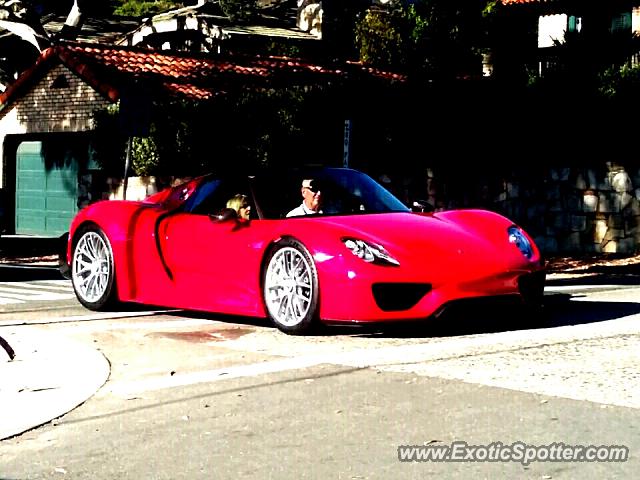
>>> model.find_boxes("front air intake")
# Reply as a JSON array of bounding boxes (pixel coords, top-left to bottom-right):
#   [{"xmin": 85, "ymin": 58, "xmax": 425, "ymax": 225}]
[{"xmin": 372, "ymin": 283, "xmax": 432, "ymax": 311}]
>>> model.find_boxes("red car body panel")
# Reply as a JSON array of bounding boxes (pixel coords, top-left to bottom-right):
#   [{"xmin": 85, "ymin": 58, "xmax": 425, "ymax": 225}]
[{"xmin": 67, "ymin": 171, "xmax": 545, "ymax": 324}]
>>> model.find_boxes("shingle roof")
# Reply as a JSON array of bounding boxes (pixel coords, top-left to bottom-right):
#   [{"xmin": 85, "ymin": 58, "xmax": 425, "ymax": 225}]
[{"xmin": 0, "ymin": 42, "xmax": 405, "ymax": 110}]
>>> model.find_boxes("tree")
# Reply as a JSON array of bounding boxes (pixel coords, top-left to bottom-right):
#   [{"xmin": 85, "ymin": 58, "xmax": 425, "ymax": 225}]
[
  {"xmin": 113, "ymin": 1, "xmax": 185, "ymax": 16},
  {"xmin": 92, "ymin": 78, "xmax": 355, "ymax": 177},
  {"xmin": 218, "ymin": 0, "xmax": 256, "ymax": 23},
  {"xmin": 353, "ymin": 0, "xmax": 493, "ymax": 80}
]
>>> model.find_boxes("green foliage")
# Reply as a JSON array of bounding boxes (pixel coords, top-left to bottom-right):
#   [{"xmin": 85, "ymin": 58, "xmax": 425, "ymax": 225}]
[
  {"xmin": 113, "ymin": 0, "xmax": 183, "ymax": 16},
  {"xmin": 354, "ymin": 1, "xmax": 489, "ymax": 79},
  {"xmin": 91, "ymin": 82, "xmax": 349, "ymax": 177},
  {"xmin": 219, "ymin": 0, "xmax": 257, "ymax": 22},
  {"xmin": 92, "ymin": 104, "xmax": 126, "ymax": 175},
  {"xmin": 530, "ymin": 28, "xmax": 640, "ymax": 100},
  {"xmin": 354, "ymin": 8, "xmax": 404, "ymax": 69},
  {"xmin": 405, "ymin": 5, "xmax": 429, "ymax": 44},
  {"xmin": 261, "ymin": 38, "xmax": 303, "ymax": 58},
  {"xmin": 598, "ymin": 63, "xmax": 640, "ymax": 99},
  {"xmin": 91, "ymin": 103, "xmax": 160, "ymax": 176},
  {"xmin": 481, "ymin": 0, "xmax": 500, "ymax": 17},
  {"xmin": 131, "ymin": 137, "xmax": 160, "ymax": 176}
]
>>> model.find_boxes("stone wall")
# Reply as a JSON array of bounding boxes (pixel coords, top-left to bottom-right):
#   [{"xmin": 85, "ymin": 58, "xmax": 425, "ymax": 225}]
[
  {"xmin": 392, "ymin": 162, "xmax": 640, "ymax": 255},
  {"xmin": 517, "ymin": 165, "xmax": 640, "ymax": 255}
]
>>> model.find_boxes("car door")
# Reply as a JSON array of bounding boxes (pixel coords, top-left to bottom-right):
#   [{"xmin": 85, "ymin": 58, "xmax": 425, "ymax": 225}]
[{"xmin": 158, "ymin": 177, "xmax": 269, "ymax": 317}]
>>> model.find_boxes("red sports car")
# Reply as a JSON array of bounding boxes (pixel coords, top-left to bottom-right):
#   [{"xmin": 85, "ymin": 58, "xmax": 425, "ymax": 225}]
[{"xmin": 66, "ymin": 167, "xmax": 545, "ymax": 334}]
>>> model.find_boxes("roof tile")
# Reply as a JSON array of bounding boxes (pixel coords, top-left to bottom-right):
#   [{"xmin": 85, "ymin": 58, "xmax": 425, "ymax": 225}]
[{"xmin": 1, "ymin": 42, "xmax": 406, "ymax": 108}]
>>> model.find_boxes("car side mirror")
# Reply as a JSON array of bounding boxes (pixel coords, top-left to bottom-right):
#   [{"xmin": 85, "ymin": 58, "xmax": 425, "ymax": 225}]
[
  {"xmin": 411, "ymin": 199, "xmax": 434, "ymax": 213},
  {"xmin": 211, "ymin": 208, "xmax": 238, "ymax": 223}
]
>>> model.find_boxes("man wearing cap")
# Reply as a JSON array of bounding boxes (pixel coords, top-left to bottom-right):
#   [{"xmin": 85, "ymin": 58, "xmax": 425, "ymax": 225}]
[{"xmin": 286, "ymin": 178, "xmax": 323, "ymax": 217}]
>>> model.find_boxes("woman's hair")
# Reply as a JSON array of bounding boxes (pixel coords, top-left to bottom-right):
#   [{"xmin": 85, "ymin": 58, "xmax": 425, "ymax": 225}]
[{"xmin": 226, "ymin": 194, "xmax": 248, "ymax": 212}]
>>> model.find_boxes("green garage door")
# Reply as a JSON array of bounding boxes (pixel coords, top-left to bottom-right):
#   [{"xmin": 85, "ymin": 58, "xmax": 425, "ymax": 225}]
[{"xmin": 15, "ymin": 141, "xmax": 78, "ymax": 236}]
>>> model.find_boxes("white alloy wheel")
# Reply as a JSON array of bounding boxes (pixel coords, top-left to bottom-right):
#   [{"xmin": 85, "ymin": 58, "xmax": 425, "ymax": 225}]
[
  {"xmin": 72, "ymin": 229, "xmax": 115, "ymax": 308},
  {"xmin": 264, "ymin": 244, "xmax": 317, "ymax": 332}
]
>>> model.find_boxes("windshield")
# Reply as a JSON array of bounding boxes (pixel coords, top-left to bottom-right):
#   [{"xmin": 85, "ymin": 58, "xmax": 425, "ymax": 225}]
[{"xmin": 252, "ymin": 168, "xmax": 410, "ymax": 219}]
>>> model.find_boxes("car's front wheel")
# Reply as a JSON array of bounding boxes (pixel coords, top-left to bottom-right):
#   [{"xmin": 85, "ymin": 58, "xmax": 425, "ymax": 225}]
[
  {"xmin": 263, "ymin": 239, "xmax": 319, "ymax": 335},
  {"xmin": 71, "ymin": 226, "xmax": 118, "ymax": 310}
]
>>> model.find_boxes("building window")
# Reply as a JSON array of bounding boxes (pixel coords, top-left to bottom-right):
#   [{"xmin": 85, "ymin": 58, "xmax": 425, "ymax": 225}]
[
  {"xmin": 568, "ymin": 15, "xmax": 582, "ymax": 33},
  {"xmin": 611, "ymin": 12, "xmax": 632, "ymax": 34}
]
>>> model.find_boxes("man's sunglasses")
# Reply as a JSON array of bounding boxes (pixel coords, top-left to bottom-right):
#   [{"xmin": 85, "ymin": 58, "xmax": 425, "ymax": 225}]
[{"xmin": 305, "ymin": 181, "xmax": 322, "ymax": 194}]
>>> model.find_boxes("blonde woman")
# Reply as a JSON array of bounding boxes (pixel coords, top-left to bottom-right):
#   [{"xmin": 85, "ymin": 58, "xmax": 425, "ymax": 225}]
[{"xmin": 226, "ymin": 194, "xmax": 251, "ymax": 220}]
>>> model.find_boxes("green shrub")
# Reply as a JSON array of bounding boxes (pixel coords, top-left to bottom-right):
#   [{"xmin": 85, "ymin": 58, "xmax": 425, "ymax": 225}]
[{"xmin": 114, "ymin": 1, "xmax": 183, "ymax": 17}]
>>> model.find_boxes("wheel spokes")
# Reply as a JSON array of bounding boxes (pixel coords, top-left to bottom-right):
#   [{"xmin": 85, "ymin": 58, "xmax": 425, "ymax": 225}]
[
  {"xmin": 72, "ymin": 232, "xmax": 111, "ymax": 303},
  {"xmin": 265, "ymin": 247, "xmax": 314, "ymax": 327}
]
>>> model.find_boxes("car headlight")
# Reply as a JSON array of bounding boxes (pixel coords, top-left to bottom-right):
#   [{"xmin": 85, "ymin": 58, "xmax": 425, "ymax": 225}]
[
  {"xmin": 342, "ymin": 237, "xmax": 400, "ymax": 266},
  {"xmin": 508, "ymin": 226, "xmax": 533, "ymax": 259}
]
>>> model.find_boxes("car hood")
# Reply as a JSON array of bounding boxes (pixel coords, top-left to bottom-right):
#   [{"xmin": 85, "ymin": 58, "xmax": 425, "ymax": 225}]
[{"xmin": 308, "ymin": 211, "xmax": 532, "ymax": 273}]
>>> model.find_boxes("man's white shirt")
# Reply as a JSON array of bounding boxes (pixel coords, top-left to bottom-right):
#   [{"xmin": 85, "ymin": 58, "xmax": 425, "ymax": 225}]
[{"xmin": 286, "ymin": 203, "xmax": 317, "ymax": 217}]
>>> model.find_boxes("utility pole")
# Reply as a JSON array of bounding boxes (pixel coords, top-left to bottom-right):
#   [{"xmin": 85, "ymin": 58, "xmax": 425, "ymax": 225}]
[
  {"xmin": 119, "ymin": 82, "xmax": 151, "ymax": 200},
  {"xmin": 343, "ymin": 119, "xmax": 351, "ymax": 168},
  {"xmin": 122, "ymin": 136, "xmax": 133, "ymax": 200}
]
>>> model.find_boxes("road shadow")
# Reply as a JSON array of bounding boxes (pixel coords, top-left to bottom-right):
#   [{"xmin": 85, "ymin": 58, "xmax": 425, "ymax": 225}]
[
  {"xmin": 159, "ymin": 285, "xmax": 640, "ymax": 340},
  {"xmin": 0, "ymin": 264, "xmax": 65, "ymax": 282},
  {"xmin": 162, "ymin": 292, "xmax": 640, "ymax": 340},
  {"xmin": 332, "ymin": 293, "xmax": 640, "ymax": 339},
  {"xmin": 542, "ymin": 293, "xmax": 640, "ymax": 327},
  {"xmin": 165, "ymin": 309, "xmax": 273, "ymax": 329}
]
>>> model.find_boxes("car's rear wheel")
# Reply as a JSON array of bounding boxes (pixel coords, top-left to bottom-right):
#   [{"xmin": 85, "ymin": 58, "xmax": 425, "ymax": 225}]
[
  {"xmin": 71, "ymin": 226, "xmax": 117, "ymax": 310},
  {"xmin": 263, "ymin": 239, "xmax": 319, "ymax": 335}
]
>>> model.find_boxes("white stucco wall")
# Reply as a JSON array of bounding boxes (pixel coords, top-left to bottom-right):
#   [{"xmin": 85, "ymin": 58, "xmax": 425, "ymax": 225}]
[
  {"xmin": 538, "ymin": 14, "xmax": 568, "ymax": 49},
  {"xmin": 633, "ymin": 7, "xmax": 640, "ymax": 33},
  {"xmin": 0, "ymin": 101, "xmax": 28, "ymax": 189}
]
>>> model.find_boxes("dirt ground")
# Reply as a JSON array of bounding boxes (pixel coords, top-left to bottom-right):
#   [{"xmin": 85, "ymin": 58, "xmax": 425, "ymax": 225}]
[
  {"xmin": 0, "ymin": 254, "xmax": 60, "ymax": 266},
  {"xmin": 545, "ymin": 252, "xmax": 640, "ymax": 279}
]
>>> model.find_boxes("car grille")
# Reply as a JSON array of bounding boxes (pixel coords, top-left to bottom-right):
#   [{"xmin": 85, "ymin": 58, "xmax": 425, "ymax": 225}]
[{"xmin": 372, "ymin": 283, "xmax": 432, "ymax": 311}]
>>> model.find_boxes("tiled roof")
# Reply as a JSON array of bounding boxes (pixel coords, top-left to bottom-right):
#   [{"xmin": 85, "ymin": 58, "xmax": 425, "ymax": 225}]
[{"xmin": 0, "ymin": 42, "xmax": 405, "ymax": 109}]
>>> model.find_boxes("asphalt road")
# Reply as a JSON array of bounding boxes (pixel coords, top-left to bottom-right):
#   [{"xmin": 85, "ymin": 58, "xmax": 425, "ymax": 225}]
[{"xmin": 0, "ymin": 267, "xmax": 639, "ymax": 479}]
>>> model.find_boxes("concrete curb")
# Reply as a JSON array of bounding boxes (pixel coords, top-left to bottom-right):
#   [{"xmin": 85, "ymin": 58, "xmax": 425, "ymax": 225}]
[{"xmin": 0, "ymin": 328, "xmax": 111, "ymax": 440}]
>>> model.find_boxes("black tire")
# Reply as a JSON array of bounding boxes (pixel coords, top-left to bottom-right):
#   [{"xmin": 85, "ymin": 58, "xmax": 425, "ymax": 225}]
[
  {"xmin": 58, "ymin": 232, "xmax": 71, "ymax": 279},
  {"xmin": 71, "ymin": 226, "xmax": 118, "ymax": 310},
  {"xmin": 262, "ymin": 238, "xmax": 319, "ymax": 335},
  {"xmin": 519, "ymin": 270, "xmax": 548, "ymax": 329}
]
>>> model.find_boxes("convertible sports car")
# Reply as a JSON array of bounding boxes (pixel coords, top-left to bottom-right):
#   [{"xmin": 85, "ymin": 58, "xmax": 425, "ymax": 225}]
[{"xmin": 66, "ymin": 167, "xmax": 546, "ymax": 334}]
